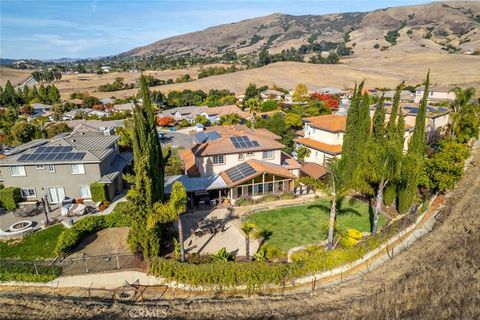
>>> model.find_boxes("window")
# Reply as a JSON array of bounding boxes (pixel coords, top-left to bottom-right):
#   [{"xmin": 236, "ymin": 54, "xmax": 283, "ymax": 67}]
[
  {"xmin": 79, "ymin": 185, "xmax": 91, "ymax": 199},
  {"xmin": 262, "ymin": 150, "xmax": 274, "ymax": 159},
  {"xmin": 20, "ymin": 188, "xmax": 36, "ymax": 198},
  {"xmin": 71, "ymin": 164, "xmax": 85, "ymax": 174},
  {"xmin": 47, "ymin": 165, "xmax": 55, "ymax": 173},
  {"xmin": 246, "ymin": 152, "xmax": 254, "ymax": 157},
  {"xmin": 212, "ymin": 155, "xmax": 224, "ymax": 165},
  {"xmin": 36, "ymin": 165, "xmax": 45, "ymax": 170},
  {"xmin": 238, "ymin": 153, "xmax": 245, "ymax": 161},
  {"xmin": 10, "ymin": 166, "xmax": 26, "ymax": 177}
]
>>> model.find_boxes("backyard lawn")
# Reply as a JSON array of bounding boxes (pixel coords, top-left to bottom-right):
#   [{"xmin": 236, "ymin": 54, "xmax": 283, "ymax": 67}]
[
  {"xmin": 0, "ymin": 224, "xmax": 64, "ymax": 260},
  {"xmin": 247, "ymin": 198, "xmax": 387, "ymax": 252}
]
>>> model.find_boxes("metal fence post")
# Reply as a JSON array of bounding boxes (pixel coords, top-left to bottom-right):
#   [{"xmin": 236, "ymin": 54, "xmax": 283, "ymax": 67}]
[
  {"xmin": 116, "ymin": 255, "xmax": 120, "ymax": 270},
  {"xmin": 33, "ymin": 261, "xmax": 39, "ymax": 275}
]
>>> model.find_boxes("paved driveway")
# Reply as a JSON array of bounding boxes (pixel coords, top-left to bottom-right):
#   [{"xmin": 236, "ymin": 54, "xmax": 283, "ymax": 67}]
[{"xmin": 158, "ymin": 131, "xmax": 193, "ymax": 149}]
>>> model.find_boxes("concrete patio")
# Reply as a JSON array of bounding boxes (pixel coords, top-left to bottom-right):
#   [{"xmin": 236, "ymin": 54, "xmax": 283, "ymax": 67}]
[{"xmin": 180, "ymin": 207, "xmax": 261, "ymax": 257}]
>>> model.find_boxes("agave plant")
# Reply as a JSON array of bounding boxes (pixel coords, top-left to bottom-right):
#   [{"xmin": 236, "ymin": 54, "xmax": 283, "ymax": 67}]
[{"xmin": 213, "ymin": 247, "xmax": 232, "ymax": 262}]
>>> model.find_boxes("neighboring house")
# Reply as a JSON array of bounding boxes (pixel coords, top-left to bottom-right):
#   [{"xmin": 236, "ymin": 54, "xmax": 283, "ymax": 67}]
[
  {"xmin": 401, "ymin": 105, "xmax": 450, "ymax": 143},
  {"xmin": 88, "ymin": 109, "xmax": 110, "ymax": 118},
  {"xmin": 28, "ymin": 103, "xmax": 53, "ymax": 121},
  {"xmin": 160, "ymin": 106, "xmax": 209, "ymax": 123},
  {"xmin": 65, "ymin": 120, "xmax": 125, "ymax": 134},
  {"xmin": 295, "ymin": 114, "xmax": 346, "ymax": 167},
  {"xmin": 112, "ymin": 102, "xmax": 135, "ymax": 113},
  {"xmin": 383, "ymin": 90, "xmax": 413, "ymax": 102},
  {"xmin": 0, "ymin": 132, "xmax": 132, "ymax": 203},
  {"xmin": 100, "ymin": 98, "xmax": 115, "ymax": 105},
  {"xmin": 200, "ymin": 105, "xmax": 248, "ymax": 124},
  {"xmin": 177, "ymin": 125, "xmax": 301, "ymax": 203},
  {"xmin": 260, "ymin": 89, "xmax": 286, "ymax": 101},
  {"xmin": 413, "ymin": 86, "xmax": 456, "ymax": 103},
  {"xmin": 101, "ymin": 66, "xmax": 111, "ymax": 73}
]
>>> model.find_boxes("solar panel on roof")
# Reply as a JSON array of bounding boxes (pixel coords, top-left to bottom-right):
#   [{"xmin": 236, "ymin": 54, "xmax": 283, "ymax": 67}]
[
  {"xmin": 35, "ymin": 146, "xmax": 47, "ymax": 153},
  {"xmin": 36, "ymin": 153, "xmax": 48, "ymax": 161},
  {"xmin": 71, "ymin": 152, "xmax": 86, "ymax": 160},
  {"xmin": 17, "ymin": 154, "xmax": 30, "ymax": 161},
  {"xmin": 225, "ymin": 162, "xmax": 257, "ymax": 183},
  {"xmin": 206, "ymin": 131, "xmax": 221, "ymax": 140},
  {"xmin": 194, "ymin": 132, "xmax": 208, "ymax": 143},
  {"xmin": 230, "ymin": 136, "xmax": 260, "ymax": 149}
]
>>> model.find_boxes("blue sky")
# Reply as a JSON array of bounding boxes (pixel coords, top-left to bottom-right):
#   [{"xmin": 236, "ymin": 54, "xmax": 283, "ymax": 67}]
[{"xmin": 1, "ymin": 0, "xmax": 431, "ymax": 60}]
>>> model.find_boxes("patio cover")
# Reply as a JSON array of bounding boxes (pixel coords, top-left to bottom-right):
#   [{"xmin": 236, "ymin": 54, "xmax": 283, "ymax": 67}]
[{"xmin": 164, "ymin": 175, "xmax": 227, "ymax": 194}]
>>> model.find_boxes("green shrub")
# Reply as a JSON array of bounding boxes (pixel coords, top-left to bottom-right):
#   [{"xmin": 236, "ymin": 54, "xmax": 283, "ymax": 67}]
[
  {"xmin": 235, "ymin": 197, "xmax": 255, "ymax": 206},
  {"xmin": 179, "ymin": 119, "xmax": 190, "ymax": 128},
  {"xmin": 0, "ymin": 260, "xmax": 61, "ymax": 282},
  {"xmin": 90, "ymin": 182, "xmax": 108, "ymax": 202},
  {"xmin": 257, "ymin": 243, "xmax": 286, "ymax": 261},
  {"xmin": 261, "ymin": 100, "xmax": 279, "ymax": 112},
  {"xmin": 54, "ymin": 210, "xmax": 131, "ymax": 256},
  {"xmin": 149, "ymin": 231, "xmax": 390, "ymax": 290},
  {"xmin": 278, "ymin": 192, "xmax": 295, "ymax": 200},
  {"xmin": 0, "ymin": 187, "xmax": 21, "ymax": 211},
  {"xmin": 188, "ymin": 253, "xmax": 214, "ymax": 264}
]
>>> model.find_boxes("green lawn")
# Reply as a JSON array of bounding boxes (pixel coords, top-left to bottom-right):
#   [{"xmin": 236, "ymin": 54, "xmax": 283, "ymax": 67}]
[
  {"xmin": 0, "ymin": 224, "xmax": 64, "ymax": 260},
  {"xmin": 247, "ymin": 198, "xmax": 387, "ymax": 252}
]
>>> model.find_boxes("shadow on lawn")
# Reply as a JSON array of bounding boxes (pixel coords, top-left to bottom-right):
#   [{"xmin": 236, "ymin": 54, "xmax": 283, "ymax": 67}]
[{"xmin": 307, "ymin": 199, "xmax": 362, "ymax": 217}]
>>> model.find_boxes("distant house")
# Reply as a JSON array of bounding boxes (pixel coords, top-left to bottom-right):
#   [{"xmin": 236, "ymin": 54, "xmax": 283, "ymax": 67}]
[
  {"xmin": 160, "ymin": 106, "xmax": 209, "ymax": 123},
  {"xmin": 383, "ymin": 90, "xmax": 413, "ymax": 102},
  {"xmin": 100, "ymin": 98, "xmax": 115, "ymax": 105},
  {"xmin": 414, "ymin": 86, "xmax": 456, "ymax": 103},
  {"xmin": 31, "ymin": 103, "xmax": 52, "ymax": 114},
  {"xmin": 101, "ymin": 66, "xmax": 111, "ymax": 73},
  {"xmin": 260, "ymin": 89, "xmax": 286, "ymax": 101},
  {"xmin": 200, "ymin": 105, "xmax": 248, "ymax": 124},
  {"xmin": 112, "ymin": 102, "xmax": 135, "ymax": 113},
  {"xmin": 66, "ymin": 119, "xmax": 125, "ymax": 134},
  {"xmin": 177, "ymin": 125, "xmax": 301, "ymax": 204},
  {"xmin": 88, "ymin": 109, "xmax": 110, "ymax": 118},
  {"xmin": 0, "ymin": 132, "xmax": 132, "ymax": 203}
]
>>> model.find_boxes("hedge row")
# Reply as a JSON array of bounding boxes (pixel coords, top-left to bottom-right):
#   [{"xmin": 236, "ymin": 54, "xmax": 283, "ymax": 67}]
[
  {"xmin": 90, "ymin": 182, "xmax": 108, "ymax": 202},
  {"xmin": 149, "ymin": 231, "xmax": 390, "ymax": 290},
  {"xmin": 54, "ymin": 209, "xmax": 131, "ymax": 256},
  {"xmin": 0, "ymin": 260, "xmax": 61, "ymax": 282},
  {"xmin": 0, "ymin": 187, "xmax": 21, "ymax": 211}
]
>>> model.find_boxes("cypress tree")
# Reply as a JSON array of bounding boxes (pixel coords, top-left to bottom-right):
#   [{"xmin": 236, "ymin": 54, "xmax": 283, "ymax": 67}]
[
  {"xmin": 340, "ymin": 81, "xmax": 365, "ymax": 181},
  {"xmin": 372, "ymin": 95, "xmax": 385, "ymax": 140},
  {"xmin": 128, "ymin": 75, "xmax": 171, "ymax": 258},
  {"xmin": 386, "ymin": 82, "xmax": 404, "ymax": 140},
  {"xmin": 398, "ymin": 72, "xmax": 430, "ymax": 213}
]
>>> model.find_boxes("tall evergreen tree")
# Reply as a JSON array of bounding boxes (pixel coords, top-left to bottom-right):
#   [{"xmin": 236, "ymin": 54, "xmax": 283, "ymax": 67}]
[
  {"xmin": 128, "ymin": 75, "xmax": 171, "ymax": 258},
  {"xmin": 398, "ymin": 72, "xmax": 430, "ymax": 213},
  {"xmin": 386, "ymin": 82, "xmax": 404, "ymax": 140},
  {"xmin": 340, "ymin": 81, "xmax": 365, "ymax": 181}
]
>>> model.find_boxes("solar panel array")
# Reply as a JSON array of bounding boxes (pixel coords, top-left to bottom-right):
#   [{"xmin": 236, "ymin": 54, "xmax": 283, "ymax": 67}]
[
  {"xmin": 17, "ymin": 146, "xmax": 86, "ymax": 162},
  {"xmin": 225, "ymin": 162, "xmax": 257, "ymax": 183},
  {"xmin": 230, "ymin": 136, "xmax": 260, "ymax": 149},
  {"xmin": 194, "ymin": 131, "xmax": 221, "ymax": 143}
]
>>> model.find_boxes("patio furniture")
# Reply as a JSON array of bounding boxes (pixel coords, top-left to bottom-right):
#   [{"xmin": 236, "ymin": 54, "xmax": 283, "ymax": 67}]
[
  {"xmin": 72, "ymin": 203, "xmax": 88, "ymax": 216},
  {"xmin": 61, "ymin": 204, "xmax": 72, "ymax": 217},
  {"xmin": 61, "ymin": 197, "xmax": 75, "ymax": 206}
]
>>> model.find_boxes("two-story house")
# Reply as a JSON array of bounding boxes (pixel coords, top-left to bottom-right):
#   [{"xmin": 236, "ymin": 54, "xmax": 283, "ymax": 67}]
[
  {"xmin": 414, "ymin": 86, "xmax": 456, "ymax": 103},
  {"xmin": 295, "ymin": 114, "xmax": 346, "ymax": 166},
  {"xmin": 177, "ymin": 125, "xmax": 301, "ymax": 203},
  {"xmin": 0, "ymin": 132, "xmax": 132, "ymax": 204}
]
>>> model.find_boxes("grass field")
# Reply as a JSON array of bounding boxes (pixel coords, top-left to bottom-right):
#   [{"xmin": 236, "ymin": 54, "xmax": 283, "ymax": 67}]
[
  {"xmin": 0, "ymin": 224, "xmax": 64, "ymax": 260},
  {"xmin": 247, "ymin": 198, "xmax": 386, "ymax": 252}
]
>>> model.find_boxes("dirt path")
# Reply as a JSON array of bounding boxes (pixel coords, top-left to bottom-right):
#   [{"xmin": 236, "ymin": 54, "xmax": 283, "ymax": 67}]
[{"xmin": 1, "ymin": 145, "xmax": 479, "ymax": 319}]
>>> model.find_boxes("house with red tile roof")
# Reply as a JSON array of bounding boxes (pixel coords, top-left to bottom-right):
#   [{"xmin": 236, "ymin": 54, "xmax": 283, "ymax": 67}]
[{"xmin": 177, "ymin": 124, "xmax": 301, "ymax": 203}]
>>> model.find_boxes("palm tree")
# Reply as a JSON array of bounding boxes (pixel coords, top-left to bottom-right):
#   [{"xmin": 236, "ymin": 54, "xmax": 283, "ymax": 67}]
[
  {"xmin": 450, "ymin": 87, "xmax": 477, "ymax": 140},
  {"xmin": 245, "ymin": 98, "xmax": 261, "ymax": 128},
  {"xmin": 169, "ymin": 181, "xmax": 188, "ymax": 262},
  {"xmin": 219, "ymin": 113, "xmax": 242, "ymax": 125},
  {"xmin": 319, "ymin": 158, "xmax": 349, "ymax": 250},
  {"xmin": 241, "ymin": 222, "xmax": 255, "ymax": 260}
]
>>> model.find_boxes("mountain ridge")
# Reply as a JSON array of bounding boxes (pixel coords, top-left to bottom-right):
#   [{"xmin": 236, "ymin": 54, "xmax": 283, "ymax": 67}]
[{"xmin": 121, "ymin": 1, "xmax": 480, "ymax": 58}]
